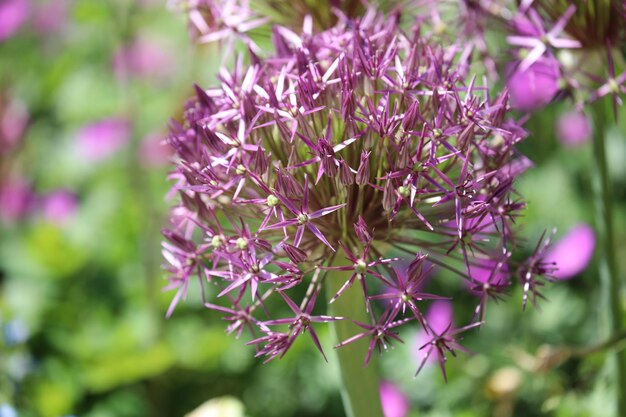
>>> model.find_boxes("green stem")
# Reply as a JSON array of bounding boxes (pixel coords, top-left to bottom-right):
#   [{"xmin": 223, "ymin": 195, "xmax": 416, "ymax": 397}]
[
  {"xmin": 325, "ymin": 263, "xmax": 384, "ymax": 417},
  {"xmin": 590, "ymin": 98, "xmax": 626, "ymax": 415}
]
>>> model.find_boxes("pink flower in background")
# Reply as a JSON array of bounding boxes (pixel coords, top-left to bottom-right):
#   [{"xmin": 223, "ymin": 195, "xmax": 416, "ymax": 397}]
[
  {"xmin": 0, "ymin": 178, "xmax": 33, "ymax": 223},
  {"xmin": 544, "ymin": 224, "xmax": 595, "ymax": 280},
  {"xmin": 76, "ymin": 118, "xmax": 131, "ymax": 162},
  {"xmin": 0, "ymin": 0, "xmax": 29, "ymax": 41},
  {"xmin": 469, "ymin": 259, "xmax": 509, "ymax": 286},
  {"xmin": 1, "ymin": 97, "xmax": 29, "ymax": 152},
  {"xmin": 113, "ymin": 37, "xmax": 174, "ymax": 81},
  {"xmin": 379, "ymin": 381, "xmax": 409, "ymax": 417},
  {"xmin": 415, "ymin": 300, "xmax": 453, "ymax": 363},
  {"xmin": 556, "ymin": 111, "xmax": 591, "ymax": 148},
  {"xmin": 507, "ymin": 57, "xmax": 561, "ymax": 111},
  {"xmin": 41, "ymin": 190, "xmax": 77, "ymax": 226},
  {"xmin": 139, "ymin": 133, "xmax": 172, "ymax": 168},
  {"xmin": 31, "ymin": 0, "xmax": 68, "ymax": 34}
]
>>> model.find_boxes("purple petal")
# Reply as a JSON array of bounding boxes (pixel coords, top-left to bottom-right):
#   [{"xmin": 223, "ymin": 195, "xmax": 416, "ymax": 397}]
[
  {"xmin": 308, "ymin": 203, "xmax": 347, "ymax": 219},
  {"xmin": 40, "ymin": 189, "xmax": 77, "ymax": 226},
  {"xmin": 0, "ymin": 0, "xmax": 29, "ymax": 42},
  {"xmin": 379, "ymin": 381, "xmax": 409, "ymax": 417},
  {"xmin": 507, "ymin": 58, "xmax": 560, "ymax": 111},
  {"xmin": 0, "ymin": 178, "xmax": 33, "ymax": 223},
  {"xmin": 306, "ymin": 223, "xmax": 336, "ymax": 251},
  {"xmin": 32, "ymin": 0, "xmax": 68, "ymax": 34},
  {"xmin": 556, "ymin": 111, "xmax": 591, "ymax": 148},
  {"xmin": 544, "ymin": 224, "xmax": 595, "ymax": 280},
  {"xmin": 76, "ymin": 118, "xmax": 131, "ymax": 162},
  {"xmin": 426, "ymin": 300, "xmax": 453, "ymax": 335},
  {"xmin": 414, "ymin": 300, "xmax": 453, "ymax": 359}
]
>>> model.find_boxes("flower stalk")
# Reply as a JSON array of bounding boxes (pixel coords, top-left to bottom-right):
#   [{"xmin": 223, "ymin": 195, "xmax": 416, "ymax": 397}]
[
  {"xmin": 590, "ymin": 97, "xmax": 626, "ymax": 415},
  {"xmin": 325, "ymin": 262, "xmax": 384, "ymax": 417}
]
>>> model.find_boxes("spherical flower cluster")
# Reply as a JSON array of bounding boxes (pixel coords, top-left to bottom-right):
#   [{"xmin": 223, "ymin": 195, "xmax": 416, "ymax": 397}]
[{"xmin": 163, "ymin": 9, "xmax": 550, "ymax": 379}]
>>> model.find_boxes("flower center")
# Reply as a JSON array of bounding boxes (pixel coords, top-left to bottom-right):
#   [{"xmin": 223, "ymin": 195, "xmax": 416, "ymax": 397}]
[
  {"xmin": 355, "ymin": 260, "xmax": 367, "ymax": 274},
  {"xmin": 236, "ymin": 237, "xmax": 249, "ymax": 250},
  {"xmin": 211, "ymin": 235, "xmax": 223, "ymax": 248},
  {"xmin": 266, "ymin": 194, "xmax": 280, "ymax": 207},
  {"xmin": 608, "ymin": 78, "xmax": 619, "ymax": 93}
]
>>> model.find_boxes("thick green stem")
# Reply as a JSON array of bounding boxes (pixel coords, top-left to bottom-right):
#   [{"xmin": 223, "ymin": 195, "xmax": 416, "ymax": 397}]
[
  {"xmin": 590, "ymin": 98, "xmax": 626, "ymax": 415},
  {"xmin": 325, "ymin": 266, "xmax": 384, "ymax": 417}
]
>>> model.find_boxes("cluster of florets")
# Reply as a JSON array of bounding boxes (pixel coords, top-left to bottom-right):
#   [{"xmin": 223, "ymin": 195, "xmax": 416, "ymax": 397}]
[{"xmin": 162, "ymin": 8, "xmax": 551, "ymax": 379}]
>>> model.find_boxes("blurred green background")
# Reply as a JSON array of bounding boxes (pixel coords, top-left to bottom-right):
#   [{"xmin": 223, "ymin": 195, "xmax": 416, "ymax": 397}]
[{"xmin": 1, "ymin": 1, "xmax": 626, "ymax": 417}]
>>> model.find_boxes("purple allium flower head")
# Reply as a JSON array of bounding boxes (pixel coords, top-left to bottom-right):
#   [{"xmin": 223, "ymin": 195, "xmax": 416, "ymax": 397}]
[
  {"xmin": 0, "ymin": 0, "xmax": 29, "ymax": 42},
  {"xmin": 379, "ymin": 381, "xmax": 409, "ymax": 417},
  {"xmin": 507, "ymin": 57, "xmax": 561, "ymax": 111},
  {"xmin": 544, "ymin": 224, "xmax": 595, "ymax": 280},
  {"xmin": 556, "ymin": 111, "xmax": 591, "ymax": 148},
  {"xmin": 40, "ymin": 189, "xmax": 77, "ymax": 226},
  {"xmin": 162, "ymin": 6, "xmax": 545, "ymax": 379},
  {"xmin": 76, "ymin": 118, "xmax": 131, "ymax": 162}
]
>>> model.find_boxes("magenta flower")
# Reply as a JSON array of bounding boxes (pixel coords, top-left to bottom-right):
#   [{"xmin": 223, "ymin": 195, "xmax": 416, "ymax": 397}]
[
  {"xmin": 0, "ymin": 178, "xmax": 33, "ymax": 223},
  {"xmin": 76, "ymin": 118, "xmax": 131, "ymax": 162},
  {"xmin": 0, "ymin": 0, "xmax": 29, "ymax": 42},
  {"xmin": 379, "ymin": 381, "xmax": 409, "ymax": 417},
  {"xmin": 113, "ymin": 37, "xmax": 174, "ymax": 81},
  {"xmin": 40, "ymin": 189, "xmax": 77, "ymax": 226},
  {"xmin": 415, "ymin": 300, "xmax": 453, "ymax": 356},
  {"xmin": 415, "ymin": 303, "xmax": 481, "ymax": 382},
  {"xmin": 556, "ymin": 111, "xmax": 591, "ymax": 148},
  {"xmin": 507, "ymin": 57, "xmax": 561, "ymax": 111},
  {"xmin": 544, "ymin": 224, "xmax": 595, "ymax": 280},
  {"xmin": 0, "ymin": 96, "xmax": 28, "ymax": 152},
  {"xmin": 31, "ymin": 0, "xmax": 68, "ymax": 34}
]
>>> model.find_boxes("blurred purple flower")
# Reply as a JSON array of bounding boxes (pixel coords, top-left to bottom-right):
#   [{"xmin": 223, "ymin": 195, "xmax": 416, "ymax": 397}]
[
  {"xmin": 40, "ymin": 189, "xmax": 77, "ymax": 226},
  {"xmin": 113, "ymin": 37, "xmax": 174, "ymax": 81},
  {"xmin": 556, "ymin": 111, "xmax": 591, "ymax": 148},
  {"xmin": 32, "ymin": 0, "xmax": 68, "ymax": 34},
  {"xmin": 507, "ymin": 58, "xmax": 561, "ymax": 111},
  {"xmin": 379, "ymin": 381, "xmax": 409, "ymax": 417},
  {"xmin": 0, "ymin": 178, "xmax": 33, "ymax": 223},
  {"xmin": 415, "ymin": 300, "xmax": 453, "ymax": 364},
  {"xmin": 544, "ymin": 224, "xmax": 595, "ymax": 280},
  {"xmin": 76, "ymin": 118, "xmax": 131, "ymax": 162},
  {"xmin": 470, "ymin": 259, "xmax": 509, "ymax": 285},
  {"xmin": 139, "ymin": 133, "xmax": 173, "ymax": 167},
  {"xmin": 414, "ymin": 300, "xmax": 481, "ymax": 382},
  {"xmin": 0, "ymin": 0, "xmax": 29, "ymax": 41},
  {"xmin": 422, "ymin": 301, "xmax": 453, "ymax": 338},
  {"xmin": 0, "ymin": 96, "xmax": 28, "ymax": 152}
]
